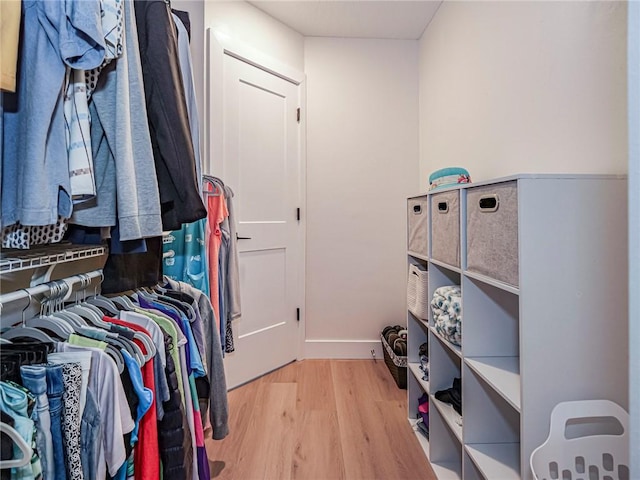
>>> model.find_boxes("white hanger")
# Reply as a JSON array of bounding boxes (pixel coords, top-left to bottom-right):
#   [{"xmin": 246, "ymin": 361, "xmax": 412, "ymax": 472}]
[
  {"xmin": 1, "ymin": 290, "xmax": 55, "ymax": 343},
  {"xmin": 0, "ymin": 422, "xmax": 32, "ymax": 469},
  {"xmin": 86, "ymin": 295, "xmax": 120, "ymax": 316},
  {"xmin": 24, "ymin": 317, "xmax": 72, "ymax": 340},
  {"xmin": 22, "ymin": 282, "xmax": 73, "ymax": 340},
  {"xmin": 2, "ymin": 326, "xmax": 54, "ymax": 343},
  {"xmin": 111, "ymin": 295, "xmax": 137, "ymax": 312}
]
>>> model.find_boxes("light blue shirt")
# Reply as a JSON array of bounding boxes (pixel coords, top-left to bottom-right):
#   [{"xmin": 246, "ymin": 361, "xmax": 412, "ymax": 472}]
[{"xmin": 2, "ymin": 0, "xmax": 105, "ymax": 227}]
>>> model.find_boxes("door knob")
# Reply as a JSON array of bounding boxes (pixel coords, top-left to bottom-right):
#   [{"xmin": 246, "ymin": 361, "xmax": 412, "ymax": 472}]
[{"xmin": 236, "ymin": 234, "xmax": 252, "ymax": 240}]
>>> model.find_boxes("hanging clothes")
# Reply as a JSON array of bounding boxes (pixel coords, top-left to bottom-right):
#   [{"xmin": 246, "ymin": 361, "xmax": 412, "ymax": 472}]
[
  {"xmin": 172, "ymin": 11, "xmax": 203, "ymax": 196},
  {"xmin": 103, "ymin": 317, "xmax": 159, "ymax": 480},
  {"xmin": 70, "ymin": 0, "xmax": 163, "ymax": 242},
  {"xmin": 219, "ymin": 184, "xmax": 242, "ymax": 353},
  {"xmin": 202, "ymin": 177, "xmax": 241, "ymax": 355},
  {"xmin": 164, "ymin": 279, "xmax": 229, "ymax": 440},
  {"xmin": 133, "ymin": 0, "xmax": 206, "ymax": 231},
  {"xmin": 1, "ymin": 0, "xmax": 230, "ymax": 474},
  {"xmin": 162, "ymin": 10, "xmax": 210, "ymax": 297},
  {"xmin": 163, "ymin": 221, "xmax": 209, "ymax": 297},
  {"xmin": 0, "ymin": 381, "xmax": 42, "ymax": 480},
  {"xmin": 204, "ymin": 179, "xmax": 228, "ymax": 332},
  {"xmin": 2, "ymin": 0, "xmax": 105, "ymax": 229}
]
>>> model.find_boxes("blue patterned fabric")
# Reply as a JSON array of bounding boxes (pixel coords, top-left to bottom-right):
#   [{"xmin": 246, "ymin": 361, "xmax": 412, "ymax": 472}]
[
  {"xmin": 431, "ymin": 286, "xmax": 462, "ymax": 346},
  {"xmin": 163, "ymin": 219, "xmax": 210, "ymax": 296}
]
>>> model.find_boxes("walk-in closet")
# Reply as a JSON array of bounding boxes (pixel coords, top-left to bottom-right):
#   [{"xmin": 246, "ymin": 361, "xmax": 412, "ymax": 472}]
[{"xmin": 1, "ymin": 1, "xmax": 637, "ymax": 479}]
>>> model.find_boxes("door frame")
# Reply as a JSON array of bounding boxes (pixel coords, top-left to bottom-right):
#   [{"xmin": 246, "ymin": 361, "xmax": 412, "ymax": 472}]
[{"xmin": 206, "ymin": 29, "xmax": 308, "ymax": 362}]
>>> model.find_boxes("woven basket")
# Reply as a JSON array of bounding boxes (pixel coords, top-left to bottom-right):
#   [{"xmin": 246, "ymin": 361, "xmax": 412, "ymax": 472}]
[
  {"xmin": 381, "ymin": 334, "xmax": 407, "ymax": 389},
  {"xmin": 407, "ymin": 264, "xmax": 429, "ymax": 320}
]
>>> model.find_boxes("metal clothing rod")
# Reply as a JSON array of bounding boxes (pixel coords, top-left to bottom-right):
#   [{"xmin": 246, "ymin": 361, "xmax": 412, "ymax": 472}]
[{"xmin": 0, "ymin": 269, "xmax": 103, "ymax": 308}]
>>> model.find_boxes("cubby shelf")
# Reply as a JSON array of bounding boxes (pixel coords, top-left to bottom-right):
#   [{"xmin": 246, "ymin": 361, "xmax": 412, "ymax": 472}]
[
  {"xmin": 408, "ymin": 418, "xmax": 430, "ymax": 458},
  {"xmin": 429, "ymin": 258, "xmax": 461, "ymax": 273},
  {"xmin": 464, "ymin": 357, "xmax": 520, "ymax": 412},
  {"xmin": 430, "ymin": 327, "xmax": 462, "ymax": 359},
  {"xmin": 430, "ymin": 462, "xmax": 462, "ymax": 480},
  {"xmin": 408, "ymin": 362, "xmax": 429, "ymax": 394},
  {"xmin": 408, "ymin": 251, "xmax": 430, "ymax": 262},
  {"xmin": 406, "ymin": 175, "xmax": 628, "ymax": 480},
  {"xmin": 464, "ymin": 444, "xmax": 520, "ymax": 480},
  {"xmin": 430, "ymin": 396, "xmax": 463, "ymax": 443},
  {"xmin": 463, "ymin": 270, "xmax": 519, "ymax": 295}
]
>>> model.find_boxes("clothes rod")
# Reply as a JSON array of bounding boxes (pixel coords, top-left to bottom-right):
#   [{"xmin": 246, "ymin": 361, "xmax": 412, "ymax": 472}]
[{"xmin": 0, "ymin": 269, "xmax": 103, "ymax": 307}]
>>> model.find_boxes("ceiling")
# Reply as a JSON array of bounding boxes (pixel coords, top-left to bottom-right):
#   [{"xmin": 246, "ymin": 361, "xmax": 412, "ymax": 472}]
[{"xmin": 247, "ymin": 1, "xmax": 442, "ymax": 40}]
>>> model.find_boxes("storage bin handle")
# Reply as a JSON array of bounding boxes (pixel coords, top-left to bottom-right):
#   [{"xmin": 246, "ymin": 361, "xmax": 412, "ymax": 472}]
[
  {"xmin": 412, "ymin": 204, "xmax": 423, "ymax": 215},
  {"xmin": 479, "ymin": 194, "xmax": 499, "ymax": 212},
  {"xmin": 437, "ymin": 201, "xmax": 449, "ymax": 214}
]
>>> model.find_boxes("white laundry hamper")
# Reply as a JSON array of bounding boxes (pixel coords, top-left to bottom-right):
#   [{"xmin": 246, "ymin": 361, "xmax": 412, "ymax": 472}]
[{"xmin": 530, "ymin": 400, "xmax": 629, "ymax": 480}]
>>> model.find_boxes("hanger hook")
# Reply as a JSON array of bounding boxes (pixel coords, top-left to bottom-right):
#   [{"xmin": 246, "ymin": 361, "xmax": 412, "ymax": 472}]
[
  {"xmin": 94, "ymin": 271, "xmax": 103, "ymax": 298},
  {"xmin": 60, "ymin": 280, "xmax": 70, "ymax": 311},
  {"xmin": 77, "ymin": 274, "xmax": 86, "ymax": 304},
  {"xmin": 21, "ymin": 289, "xmax": 33, "ymax": 327},
  {"xmin": 53, "ymin": 280, "xmax": 61, "ymax": 313}
]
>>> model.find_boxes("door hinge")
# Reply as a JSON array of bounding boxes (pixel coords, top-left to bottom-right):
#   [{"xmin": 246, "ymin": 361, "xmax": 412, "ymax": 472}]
[
  {"xmin": 296, "ymin": 207, "xmax": 300, "ymax": 222},
  {"xmin": 296, "ymin": 308, "xmax": 300, "ymax": 321},
  {"xmin": 296, "ymin": 107, "xmax": 301, "ymax": 123}
]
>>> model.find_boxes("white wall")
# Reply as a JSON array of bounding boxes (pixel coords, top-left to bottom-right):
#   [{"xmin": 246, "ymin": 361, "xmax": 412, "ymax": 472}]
[
  {"xmin": 418, "ymin": 1, "xmax": 628, "ymax": 185},
  {"xmin": 629, "ymin": 1, "xmax": 640, "ymax": 475},
  {"xmin": 304, "ymin": 38, "xmax": 419, "ymax": 357},
  {"xmin": 204, "ymin": 1, "xmax": 304, "ymax": 72}
]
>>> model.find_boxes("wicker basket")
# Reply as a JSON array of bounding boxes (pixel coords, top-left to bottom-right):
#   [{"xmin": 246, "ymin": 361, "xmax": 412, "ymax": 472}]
[{"xmin": 381, "ymin": 334, "xmax": 407, "ymax": 389}]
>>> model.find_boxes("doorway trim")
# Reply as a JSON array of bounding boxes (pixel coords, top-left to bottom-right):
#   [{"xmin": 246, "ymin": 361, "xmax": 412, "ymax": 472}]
[{"xmin": 206, "ymin": 29, "xmax": 308, "ymax": 361}]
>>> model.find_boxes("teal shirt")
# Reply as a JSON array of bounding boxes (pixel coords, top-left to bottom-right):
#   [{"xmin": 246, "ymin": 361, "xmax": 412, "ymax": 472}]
[{"xmin": 163, "ymin": 219, "xmax": 210, "ymax": 296}]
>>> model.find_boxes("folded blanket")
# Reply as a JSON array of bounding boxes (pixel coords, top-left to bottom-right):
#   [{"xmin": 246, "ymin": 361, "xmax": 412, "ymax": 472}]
[{"xmin": 431, "ymin": 285, "xmax": 462, "ymax": 346}]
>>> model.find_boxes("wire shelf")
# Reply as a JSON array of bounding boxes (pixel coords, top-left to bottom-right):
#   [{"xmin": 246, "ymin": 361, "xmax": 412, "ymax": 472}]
[{"xmin": 0, "ymin": 244, "xmax": 106, "ymax": 274}]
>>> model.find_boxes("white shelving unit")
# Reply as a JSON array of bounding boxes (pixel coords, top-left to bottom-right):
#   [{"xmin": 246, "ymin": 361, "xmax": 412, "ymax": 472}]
[{"xmin": 406, "ymin": 175, "xmax": 629, "ymax": 479}]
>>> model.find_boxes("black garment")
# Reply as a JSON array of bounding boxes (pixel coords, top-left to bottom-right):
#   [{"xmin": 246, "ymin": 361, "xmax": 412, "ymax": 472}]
[
  {"xmin": 120, "ymin": 362, "xmax": 139, "ymax": 461},
  {"xmin": 0, "ymin": 354, "xmax": 22, "ymax": 384},
  {"xmin": 133, "ymin": 0, "xmax": 206, "ymax": 231},
  {"xmin": 162, "ymin": 290, "xmax": 197, "ymax": 312},
  {"xmin": 0, "ymin": 342, "xmax": 52, "ymax": 360},
  {"xmin": 109, "ymin": 324, "xmax": 136, "ymax": 340},
  {"xmin": 171, "ymin": 9, "xmax": 190, "ymax": 41},
  {"xmin": 157, "ymin": 333, "xmax": 189, "ymax": 480},
  {"xmin": 155, "ymin": 294, "xmax": 193, "ymax": 318},
  {"xmin": 434, "ymin": 377, "xmax": 462, "ymax": 415},
  {"xmin": 102, "ymin": 236, "xmax": 162, "ymax": 293},
  {"xmin": 0, "ymin": 343, "xmax": 51, "ymax": 382}
]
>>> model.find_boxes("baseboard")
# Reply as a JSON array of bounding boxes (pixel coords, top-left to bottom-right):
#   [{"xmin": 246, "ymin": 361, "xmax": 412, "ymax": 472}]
[{"xmin": 303, "ymin": 339, "xmax": 383, "ymax": 359}]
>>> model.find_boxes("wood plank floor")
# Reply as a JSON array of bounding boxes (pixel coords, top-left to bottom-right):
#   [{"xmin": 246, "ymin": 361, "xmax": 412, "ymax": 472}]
[{"xmin": 205, "ymin": 359, "xmax": 436, "ymax": 480}]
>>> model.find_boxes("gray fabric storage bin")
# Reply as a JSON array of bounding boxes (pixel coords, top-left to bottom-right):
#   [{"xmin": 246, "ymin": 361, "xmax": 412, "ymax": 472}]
[
  {"xmin": 466, "ymin": 181, "xmax": 519, "ymax": 286},
  {"xmin": 431, "ymin": 190, "xmax": 460, "ymax": 267},
  {"xmin": 407, "ymin": 197, "xmax": 428, "ymax": 256}
]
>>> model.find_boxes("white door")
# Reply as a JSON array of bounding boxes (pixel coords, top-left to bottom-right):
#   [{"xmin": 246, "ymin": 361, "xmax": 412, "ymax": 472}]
[{"xmin": 221, "ymin": 54, "xmax": 302, "ymax": 389}]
